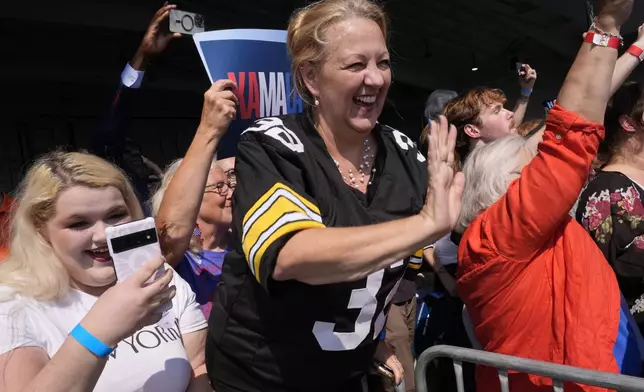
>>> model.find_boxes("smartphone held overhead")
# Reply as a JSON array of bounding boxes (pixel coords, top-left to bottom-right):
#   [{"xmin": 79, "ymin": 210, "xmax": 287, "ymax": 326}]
[{"xmin": 169, "ymin": 9, "xmax": 205, "ymax": 35}]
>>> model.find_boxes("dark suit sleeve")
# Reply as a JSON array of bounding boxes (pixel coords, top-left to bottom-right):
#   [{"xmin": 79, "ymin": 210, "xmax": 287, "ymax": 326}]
[{"xmin": 92, "ymin": 76, "xmax": 151, "ymax": 203}]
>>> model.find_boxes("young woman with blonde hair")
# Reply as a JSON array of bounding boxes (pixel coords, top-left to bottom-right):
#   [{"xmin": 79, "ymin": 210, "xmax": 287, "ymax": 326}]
[{"xmin": 0, "ymin": 151, "xmax": 211, "ymax": 392}]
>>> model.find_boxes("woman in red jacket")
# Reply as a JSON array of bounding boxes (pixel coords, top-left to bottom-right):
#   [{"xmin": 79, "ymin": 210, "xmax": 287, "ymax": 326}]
[{"xmin": 456, "ymin": 1, "xmax": 644, "ymax": 391}]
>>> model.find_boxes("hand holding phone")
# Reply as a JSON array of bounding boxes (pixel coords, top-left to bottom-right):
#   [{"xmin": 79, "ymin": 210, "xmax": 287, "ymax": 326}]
[
  {"xmin": 80, "ymin": 256, "xmax": 176, "ymax": 347},
  {"xmin": 372, "ymin": 361, "xmax": 406, "ymax": 392},
  {"xmin": 136, "ymin": 2, "xmax": 181, "ymax": 62},
  {"xmin": 105, "ymin": 218, "xmax": 173, "ymax": 319},
  {"xmin": 518, "ymin": 63, "xmax": 537, "ymax": 91},
  {"xmin": 374, "ymin": 341, "xmax": 405, "ymax": 388}
]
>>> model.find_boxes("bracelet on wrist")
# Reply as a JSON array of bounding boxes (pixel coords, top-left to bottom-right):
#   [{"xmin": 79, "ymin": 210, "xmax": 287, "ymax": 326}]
[
  {"xmin": 590, "ymin": 22, "xmax": 623, "ymax": 41},
  {"xmin": 69, "ymin": 324, "xmax": 114, "ymax": 357},
  {"xmin": 627, "ymin": 45, "xmax": 644, "ymax": 62},
  {"xmin": 520, "ymin": 88, "xmax": 532, "ymax": 97}
]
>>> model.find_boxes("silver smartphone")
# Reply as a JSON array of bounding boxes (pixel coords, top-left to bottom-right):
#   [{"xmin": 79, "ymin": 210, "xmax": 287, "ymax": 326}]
[
  {"xmin": 169, "ymin": 9, "xmax": 205, "ymax": 35},
  {"xmin": 105, "ymin": 217, "xmax": 172, "ymax": 314}
]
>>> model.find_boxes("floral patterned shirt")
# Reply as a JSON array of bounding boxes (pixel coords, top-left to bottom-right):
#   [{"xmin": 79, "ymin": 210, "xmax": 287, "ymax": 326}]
[{"xmin": 577, "ymin": 171, "xmax": 644, "ymax": 329}]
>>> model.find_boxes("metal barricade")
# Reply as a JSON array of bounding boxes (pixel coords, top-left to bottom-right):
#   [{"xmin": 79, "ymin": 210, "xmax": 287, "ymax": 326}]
[{"xmin": 415, "ymin": 345, "xmax": 644, "ymax": 392}]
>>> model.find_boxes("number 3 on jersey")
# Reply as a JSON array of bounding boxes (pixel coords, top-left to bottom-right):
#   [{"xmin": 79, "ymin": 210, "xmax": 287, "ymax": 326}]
[{"xmin": 312, "ymin": 268, "xmax": 401, "ymax": 351}]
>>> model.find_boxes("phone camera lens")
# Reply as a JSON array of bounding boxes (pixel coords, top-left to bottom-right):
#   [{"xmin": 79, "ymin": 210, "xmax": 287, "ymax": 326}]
[
  {"xmin": 181, "ymin": 14, "xmax": 194, "ymax": 31},
  {"xmin": 194, "ymin": 14, "xmax": 204, "ymax": 28}
]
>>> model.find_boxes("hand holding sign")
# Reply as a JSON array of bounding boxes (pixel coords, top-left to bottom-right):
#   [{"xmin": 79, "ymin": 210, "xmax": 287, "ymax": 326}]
[
  {"xmin": 197, "ymin": 79, "xmax": 239, "ymax": 140},
  {"xmin": 192, "ymin": 29, "xmax": 304, "ymax": 158}
]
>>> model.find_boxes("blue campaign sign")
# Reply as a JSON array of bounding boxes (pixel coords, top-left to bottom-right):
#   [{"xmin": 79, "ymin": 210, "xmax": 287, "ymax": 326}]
[{"xmin": 194, "ymin": 29, "xmax": 304, "ymax": 158}]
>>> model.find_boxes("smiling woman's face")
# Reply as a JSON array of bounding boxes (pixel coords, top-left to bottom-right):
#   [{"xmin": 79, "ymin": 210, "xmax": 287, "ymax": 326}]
[
  {"xmin": 44, "ymin": 185, "xmax": 131, "ymax": 292},
  {"xmin": 305, "ymin": 17, "xmax": 391, "ymax": 135},
  {"xmin": 200, "ymin": 168, "xmax": 233, "ymax": 228}
]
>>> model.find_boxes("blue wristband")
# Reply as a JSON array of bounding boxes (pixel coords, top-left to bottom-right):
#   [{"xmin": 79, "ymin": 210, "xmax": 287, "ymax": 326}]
[
  {"xmin": 520, "ymin": 88, "xmax": 533, "ymax": 96},
  {"xmin": 70, "ymin": 324, "xmax": 114, "ymax": 357}
]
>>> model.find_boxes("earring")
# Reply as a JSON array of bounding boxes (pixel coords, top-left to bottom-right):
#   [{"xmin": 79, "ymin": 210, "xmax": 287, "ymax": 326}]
[{"xmin": 314, "ymin": 97, "xmax": 319, "ymax": 107}]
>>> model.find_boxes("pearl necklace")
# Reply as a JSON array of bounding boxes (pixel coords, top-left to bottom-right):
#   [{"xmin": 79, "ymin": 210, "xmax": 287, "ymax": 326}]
[{"xmin": 333, "ymin": 139, "xmax": 376, "ymax": 188}]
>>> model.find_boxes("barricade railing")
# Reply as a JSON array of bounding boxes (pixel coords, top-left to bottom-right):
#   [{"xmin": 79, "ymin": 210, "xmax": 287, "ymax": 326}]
[{"xmin": 415, "ymin": 345, "xmax": 644, "ymax": 392}]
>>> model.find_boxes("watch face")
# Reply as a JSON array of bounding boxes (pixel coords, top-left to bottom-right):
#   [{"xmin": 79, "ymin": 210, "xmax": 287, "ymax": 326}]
[{"xmin": 594, "ymin": 34, "xmax": 609, "ymax": 47}]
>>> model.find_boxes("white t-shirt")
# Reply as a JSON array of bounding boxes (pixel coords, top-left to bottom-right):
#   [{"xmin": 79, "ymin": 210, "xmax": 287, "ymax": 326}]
[{"xmin": 0, "ymin": 267, "xmax": 207, "ymax": 392}]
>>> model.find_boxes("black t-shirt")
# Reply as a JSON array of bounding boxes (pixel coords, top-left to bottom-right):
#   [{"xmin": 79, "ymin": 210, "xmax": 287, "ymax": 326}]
[{"xmin": 206, "ymin": 113, "xmax": 427, "ymax": 391}]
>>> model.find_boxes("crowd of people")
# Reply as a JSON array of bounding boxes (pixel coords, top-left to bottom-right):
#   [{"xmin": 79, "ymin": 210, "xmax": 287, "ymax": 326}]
[{"xmin": 1, "ymin": 0, "xmax": 644, "ymax": 391}]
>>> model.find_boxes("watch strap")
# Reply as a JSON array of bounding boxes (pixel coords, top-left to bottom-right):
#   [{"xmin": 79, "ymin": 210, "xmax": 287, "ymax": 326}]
[{"xmin": 584, "ymin": 32, "xmax": 621, "ymax": 49}]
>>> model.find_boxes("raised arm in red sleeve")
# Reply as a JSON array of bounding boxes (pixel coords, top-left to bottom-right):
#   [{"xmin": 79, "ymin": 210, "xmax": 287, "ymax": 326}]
[{"xmin": 479, "ymin": 105, "xmax": 604, "ymax": 261}]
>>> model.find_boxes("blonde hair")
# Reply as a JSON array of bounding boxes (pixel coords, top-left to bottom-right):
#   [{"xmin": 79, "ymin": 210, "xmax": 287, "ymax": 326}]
[
  {"xmin": 287, "ymin": 0, "xmax": 388, "ymax": 104},
  {"xmin": 151, "ymin": 158, "xmax": 218, "ymax": 254},
  {"xmin": 0, "ymin": 151, "xmax": 143, "ymax": 301},
  {"xmin": 456, "ymin": 135, "xmax": 528, "ymax": 233}
]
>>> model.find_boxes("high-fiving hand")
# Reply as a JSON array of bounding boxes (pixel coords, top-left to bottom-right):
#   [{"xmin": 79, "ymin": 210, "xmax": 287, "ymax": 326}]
[{"xmin": 421, "ymin": 116, "xmax": 465, "ymax": 236}]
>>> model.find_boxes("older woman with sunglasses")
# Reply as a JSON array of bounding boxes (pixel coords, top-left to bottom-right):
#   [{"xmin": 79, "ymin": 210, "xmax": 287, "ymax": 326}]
[{"xmin": 153, "ymin": 79, "xmax": 238, "ymax": 318}]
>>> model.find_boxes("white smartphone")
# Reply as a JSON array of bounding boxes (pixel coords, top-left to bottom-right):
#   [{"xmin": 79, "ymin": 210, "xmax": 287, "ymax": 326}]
[
  {"xmin": 169, "ymin": 9, "xmax": 205, "ymax": 35},
  {"xmin": 105, "ymin": 217, "xmax": 172, "ymax": 315}
]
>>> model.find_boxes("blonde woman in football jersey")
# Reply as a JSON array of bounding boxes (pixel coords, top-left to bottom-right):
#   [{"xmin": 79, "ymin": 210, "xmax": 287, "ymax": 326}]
[{"xmin": 205, "ymin": 1, "xmax": 463, "ymax": 391}]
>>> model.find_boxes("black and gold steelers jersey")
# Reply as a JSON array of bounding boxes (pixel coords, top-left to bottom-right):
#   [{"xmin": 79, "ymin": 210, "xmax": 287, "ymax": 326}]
[{"xmin": 206, "ymin": 112, "xmax": 427, "ymax": 392}]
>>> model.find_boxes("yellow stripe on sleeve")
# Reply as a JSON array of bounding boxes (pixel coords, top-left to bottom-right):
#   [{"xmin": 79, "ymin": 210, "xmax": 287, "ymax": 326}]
[
  {"xmin": 242, "ymin": 182, "xmax": 324, "ymax": 282},
  {"xmin": 252, "ymin": 220, "xmax": 325, "ymax": 282},
  {"xmin": 243, "ymin": 183, "xmax": 320, "ymax": 229},
  {"xmin": 408, "ymin": 248, "xmax": 424, "ymax": 270},
  {"xmin": 408, "ymin": 260, "xmax": 422, "ymax": 270}
]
